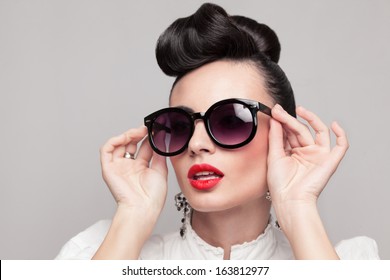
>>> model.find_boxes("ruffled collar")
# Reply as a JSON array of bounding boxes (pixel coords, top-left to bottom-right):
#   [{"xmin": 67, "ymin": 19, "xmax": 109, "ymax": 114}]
[{"xmin": 183, "ymin": 217, "xmax": 281, "ymax": 260}]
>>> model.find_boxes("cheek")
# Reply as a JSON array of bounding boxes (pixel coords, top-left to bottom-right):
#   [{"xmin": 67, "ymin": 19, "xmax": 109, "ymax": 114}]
[
  {"xmin": 246, "ymin": 115, "xmax": 269, "ymax": 151},
  {"xmin": 235, "ymin": 123, "xmax": 270, "ymax": 186},
  {"xmin": 251, "ymin": 123, "xmax": 269, "ymax": 160},
  {"xmin": 170, "ymin": 157, "xmax": 186, "ymax": 186},
  {"xmin": 169, "ymin": 121, "xmax": 270, "ymax": 209}
]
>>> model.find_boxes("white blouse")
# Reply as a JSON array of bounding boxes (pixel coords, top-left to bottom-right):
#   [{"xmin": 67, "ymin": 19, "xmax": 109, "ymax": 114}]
[{"xmin": 55, "ymin": 219, "xmax": 379, "ymax": 260}]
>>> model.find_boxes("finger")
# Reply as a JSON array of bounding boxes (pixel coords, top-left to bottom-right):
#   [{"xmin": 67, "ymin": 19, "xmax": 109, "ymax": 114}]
[
  {"xmin": 100, "ymin": 126, "xmax": 147, "ymax": 164},
  {"xmin": 151, "ymin": 152, "xmax": 168, "ymax": 178},
  {"xmin": 283, "ymin": 133, "xmax": 293, "ymax": 156},
  {"xmin": 100, "ymin": 133, "xmax": 128, "ymax": 164},
  {"xmin": 284, "ymin": 126, "xmax": 301, "ymax": 148},
  {"xmin": 112, "ymin": 126, "xmax": 147, "ymax": 159},
  {"xmin": 268, "ymin": 118, "xmax": 286, "ymax": 163},
  {"xmin": 328, "ymin": 121, "xmax": 349, "ymax": 167},
  {"xmin": 296, "ymin": 106, "xmax": 330, "ymax": 148},
  {"xmin": 137, "ymin": 137, "xmax": 153, "ymax": 163},
  {"xmin": 272, "ymin": 104, "xmax": 314, "ymax": 147},
  {"xmin": 137, "ymin": 137, "xmax": 168, "ymax": 177}
]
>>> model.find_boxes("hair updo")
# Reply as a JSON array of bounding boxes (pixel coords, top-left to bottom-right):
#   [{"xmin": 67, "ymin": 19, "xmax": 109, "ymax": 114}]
[{"xmin": 155, "ymin": 3, "xmax": 296, "ymax": 117}]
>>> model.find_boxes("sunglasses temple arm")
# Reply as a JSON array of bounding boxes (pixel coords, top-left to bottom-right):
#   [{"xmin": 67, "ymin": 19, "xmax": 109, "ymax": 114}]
[{"xmin": 258, "ymin": 103, "xmax": 272, "ymax": 117}]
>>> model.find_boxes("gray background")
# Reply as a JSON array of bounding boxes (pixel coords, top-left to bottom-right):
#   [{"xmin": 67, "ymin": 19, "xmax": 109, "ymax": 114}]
[{"xmin": 0, "ymin": 0, "xmax": 389, "ymax": 259}]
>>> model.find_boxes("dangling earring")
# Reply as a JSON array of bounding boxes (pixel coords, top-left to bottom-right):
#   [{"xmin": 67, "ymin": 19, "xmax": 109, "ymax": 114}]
[
  {"xmin": 265, "ymin": 190, "xmax": 272, "ymax": 201},
  {"xmin": 174, "ymin": 192, "xmax": 191, "ymax": 238}
]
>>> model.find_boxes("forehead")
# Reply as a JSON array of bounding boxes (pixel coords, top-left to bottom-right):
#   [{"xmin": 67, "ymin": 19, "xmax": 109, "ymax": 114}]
[{"xmin": 170, "ymin": 60, "xmax": 273, "ymax": 110}]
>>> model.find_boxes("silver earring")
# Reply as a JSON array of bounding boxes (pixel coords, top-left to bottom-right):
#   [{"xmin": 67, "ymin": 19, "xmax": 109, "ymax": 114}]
[
  {"xmin": 174, "ymin": 192, "xmax": 191, "ymax": 238},
  {"xmin": 266, "ymin": 191, "xmax": 272, "ymax": 201},
  {"xmin": 269, "ymin": 214, "xmax": 282, "ymax": 231}
]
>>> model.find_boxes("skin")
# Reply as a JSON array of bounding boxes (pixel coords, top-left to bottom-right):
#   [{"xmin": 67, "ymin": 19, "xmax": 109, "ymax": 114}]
[
  {"xmin": 93, "ymin": 60, "xmax": 349, "ymax": 260},
  {"xmin": 169, "ymin": 61, "xmax": 273, "ymax": 259}
]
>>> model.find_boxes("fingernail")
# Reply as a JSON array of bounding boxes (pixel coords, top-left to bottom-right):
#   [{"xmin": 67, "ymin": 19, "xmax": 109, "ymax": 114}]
[{"xmin": 274, "ymin": 104, "xmax": 284, "ymax": 113}]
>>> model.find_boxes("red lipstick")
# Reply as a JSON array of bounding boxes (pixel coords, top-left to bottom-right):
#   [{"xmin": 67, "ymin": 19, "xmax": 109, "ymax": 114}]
[{"xmin": 187, "ymin": 164, "xmax": 224, "ymax": 190}]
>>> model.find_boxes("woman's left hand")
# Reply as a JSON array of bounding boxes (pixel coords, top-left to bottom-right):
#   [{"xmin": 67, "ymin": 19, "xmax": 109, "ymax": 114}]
[
  {"xmin": 267, "ymin": 104, "xmax": 348, "ymax": 259},
  {"xmin": 267, "ymin": 104, "xmax": 349, "ymax": 209}
]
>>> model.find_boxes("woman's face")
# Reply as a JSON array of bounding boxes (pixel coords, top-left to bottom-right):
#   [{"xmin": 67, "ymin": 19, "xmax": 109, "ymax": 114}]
[{"xmin": 169, "ymin": 60, "xmax": 274, "ymax": 212}]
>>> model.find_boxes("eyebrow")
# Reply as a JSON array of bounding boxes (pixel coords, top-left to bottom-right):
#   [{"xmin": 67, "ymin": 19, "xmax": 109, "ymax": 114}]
[{"xmin": 175, "ymin": 105, "xmax": 195, "ymax": 113}]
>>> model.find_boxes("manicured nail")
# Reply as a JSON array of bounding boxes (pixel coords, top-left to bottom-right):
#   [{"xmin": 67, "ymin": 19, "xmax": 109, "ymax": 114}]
[{"xmin": 274, "ymin": 104, "xmax": 284, "ymax": 113}]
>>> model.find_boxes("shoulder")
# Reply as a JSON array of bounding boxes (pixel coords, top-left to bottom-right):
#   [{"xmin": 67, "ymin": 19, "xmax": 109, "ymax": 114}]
[
  {"xmin": 55, "ymin": 220, "xmax": 111, "ymax": 260},
  {"xmin": 335, "ymin": 236, "xmax": 380, "ymax": 259},
  {"xmin": 140, "ymin": 231, "xmax": 183, "ymax": 259},
  {"xmin": 55, "ymin": 219, "xmax": 182, "ymax": 260}
]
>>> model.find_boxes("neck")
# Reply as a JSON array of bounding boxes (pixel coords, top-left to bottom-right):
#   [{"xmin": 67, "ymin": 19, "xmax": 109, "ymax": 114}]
[{"xmin": 191, "ymin": 198, "xmax": 271, "ymax": 260}]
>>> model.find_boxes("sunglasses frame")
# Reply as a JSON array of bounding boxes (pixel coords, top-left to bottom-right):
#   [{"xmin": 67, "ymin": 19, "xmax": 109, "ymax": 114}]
[{"xmin": 144, "ymin": 98, "xmax": 272, "ymax": 157}]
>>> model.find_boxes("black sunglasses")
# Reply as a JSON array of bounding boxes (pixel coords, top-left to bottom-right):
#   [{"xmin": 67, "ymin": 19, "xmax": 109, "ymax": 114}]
[{"xmin": 144, "ymin": 98, "xmax": 272, "ymax": 157}]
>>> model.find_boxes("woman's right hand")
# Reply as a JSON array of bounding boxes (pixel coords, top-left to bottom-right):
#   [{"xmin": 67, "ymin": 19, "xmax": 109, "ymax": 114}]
[
  {"xmin": 100, "ymin": 126, "xmax": 168, "ymax": 214},
  {"xmin": 93, "ymin": 126, "xmax": 167, "ymax": 259}
]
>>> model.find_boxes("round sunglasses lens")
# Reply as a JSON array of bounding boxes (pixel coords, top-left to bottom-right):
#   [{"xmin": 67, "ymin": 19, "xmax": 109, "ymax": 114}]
[
  {"xmin": 152, "ymin": 111, "xmax": 192, "ymax": 154},
  {"xmin": 209, "ymin": 103, "xmax": 254, "ymax": 146}
]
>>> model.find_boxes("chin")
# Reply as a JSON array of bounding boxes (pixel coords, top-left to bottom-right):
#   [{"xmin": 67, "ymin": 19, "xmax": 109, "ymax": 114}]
[
  {"xmin": 184, "ymin": 192, "xmax": 250, "ymax": 213},
  {"xmin": 179, "ymin": 177, "xmax": 267, "ymax": 212}
]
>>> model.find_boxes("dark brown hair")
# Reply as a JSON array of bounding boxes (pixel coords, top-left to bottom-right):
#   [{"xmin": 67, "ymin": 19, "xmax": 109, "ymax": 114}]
[{"xmin": 156, "ymin": 3, "xmax": 296, "ymax": 117}]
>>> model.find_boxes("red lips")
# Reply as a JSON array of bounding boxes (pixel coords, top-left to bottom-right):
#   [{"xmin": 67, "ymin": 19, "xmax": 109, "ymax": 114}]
[{"xmin": 187, "ymin": 164, "xmax": 224, "ymax": 190}]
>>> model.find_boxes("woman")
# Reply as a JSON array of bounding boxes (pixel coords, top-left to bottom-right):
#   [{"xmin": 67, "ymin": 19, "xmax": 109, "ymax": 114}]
[{"xmin": 56, "ymin": 3, "xmax": 378, "ymax": 260}]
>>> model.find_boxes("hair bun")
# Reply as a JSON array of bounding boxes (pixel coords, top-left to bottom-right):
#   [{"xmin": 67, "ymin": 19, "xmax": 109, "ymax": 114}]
[
  {"xmin": 156, "ymin": 3, "xmax": 295, "ymax": 118},
  {"xmin": 230, "ymin": 16, "xmax": 280, "ymax": 63},
  {"xmin": 156, "ymin": 3, "xmax": 281, "ymax": 77}
]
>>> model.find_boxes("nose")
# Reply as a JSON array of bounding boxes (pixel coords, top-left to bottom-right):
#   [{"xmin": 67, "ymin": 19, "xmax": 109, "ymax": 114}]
[{"xmin": 188, "ymin": 120, "xmax": 216, "ymax": 156}]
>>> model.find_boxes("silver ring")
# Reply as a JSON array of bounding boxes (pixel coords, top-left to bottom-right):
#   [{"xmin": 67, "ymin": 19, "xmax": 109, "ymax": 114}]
[{"xmin": 124, "ymin": 151, "xmax": 135, "ymax": 159}]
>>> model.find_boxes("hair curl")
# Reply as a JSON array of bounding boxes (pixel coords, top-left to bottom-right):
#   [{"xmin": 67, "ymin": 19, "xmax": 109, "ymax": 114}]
[{"xmin": 156, "ymin": 3, "xmax": 296, "ymax": 117}]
